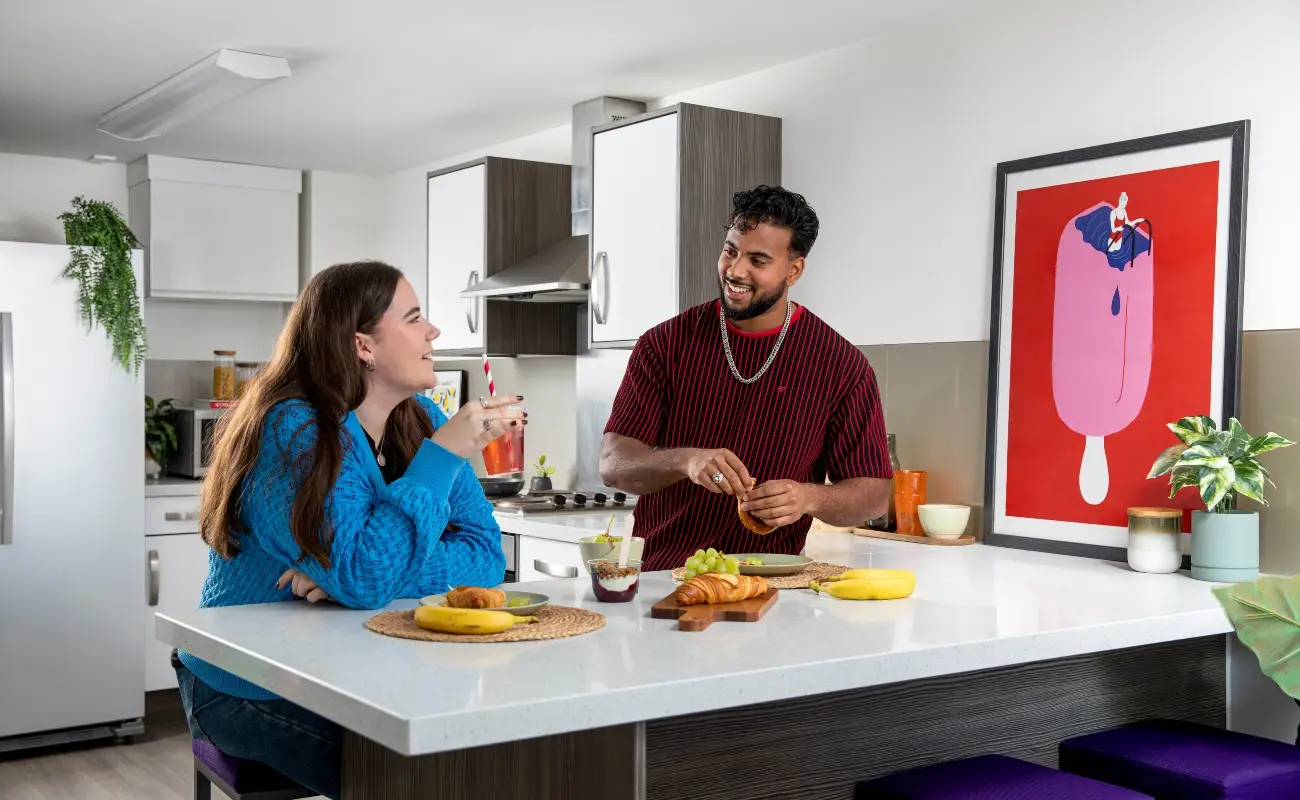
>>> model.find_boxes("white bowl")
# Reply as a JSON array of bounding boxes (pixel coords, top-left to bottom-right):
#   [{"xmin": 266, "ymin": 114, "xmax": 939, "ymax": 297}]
[{"xmin": 918, "ymin": 504, "xmax": 971, "ymax": 539}]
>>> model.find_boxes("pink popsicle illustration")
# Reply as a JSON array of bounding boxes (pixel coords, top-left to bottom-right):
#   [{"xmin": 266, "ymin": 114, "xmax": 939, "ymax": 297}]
[{"xmin": 1051, "ymin": 194, "xmax": 1154, "ymax": 505}]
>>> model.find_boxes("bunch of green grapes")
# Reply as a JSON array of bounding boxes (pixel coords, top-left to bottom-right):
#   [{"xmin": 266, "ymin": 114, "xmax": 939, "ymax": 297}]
[{"xmin": 682, "ymin": 548, "xmax": 740, "ymax": 580}]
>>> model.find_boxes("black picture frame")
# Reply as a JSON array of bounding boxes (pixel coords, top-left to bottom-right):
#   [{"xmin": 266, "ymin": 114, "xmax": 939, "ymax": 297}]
[{"xmin": 983, "ymin": 120, "xmax": 1250, "ymax": 561}]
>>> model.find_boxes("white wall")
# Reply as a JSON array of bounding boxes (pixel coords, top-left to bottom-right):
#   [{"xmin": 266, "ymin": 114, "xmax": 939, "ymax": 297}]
[
  {"xmin": 653, "ymin": 0, "xmax": 1300, "ymax": 342},
  {"xmin": 0, "ymin": 153, "xmax": 128, "ymax": 244}
]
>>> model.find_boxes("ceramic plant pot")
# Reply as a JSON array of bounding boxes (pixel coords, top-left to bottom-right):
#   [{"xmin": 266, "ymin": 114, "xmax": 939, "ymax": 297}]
[{"xmin": 1190, "ymin": 510, "xmax": 1259, "ymax": 582}]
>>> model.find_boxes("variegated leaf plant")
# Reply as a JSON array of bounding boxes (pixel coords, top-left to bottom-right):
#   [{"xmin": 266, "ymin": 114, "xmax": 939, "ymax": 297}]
[{"xmin": 1147, "ymin": 416, "xmax": 1294, "ymax": 513}]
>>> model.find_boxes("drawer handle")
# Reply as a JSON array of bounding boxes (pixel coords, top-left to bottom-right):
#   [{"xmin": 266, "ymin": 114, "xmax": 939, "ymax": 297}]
[
  {"xmin": 164, "ymin": 511, "xmax": 198, "ymax": 522},
  {"xmin": 533, "ymin": 559, "xmax": 578, "ymax": 579},
  {"xmin": 147, "ymin": 549, "xmax": 160, "ymax": 607}
]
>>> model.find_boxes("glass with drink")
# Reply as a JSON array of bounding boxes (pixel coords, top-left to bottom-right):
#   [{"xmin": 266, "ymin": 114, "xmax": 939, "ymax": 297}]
[{"xmin": 482, "ymin": 405, "xmax": 525, "ymax": 476}]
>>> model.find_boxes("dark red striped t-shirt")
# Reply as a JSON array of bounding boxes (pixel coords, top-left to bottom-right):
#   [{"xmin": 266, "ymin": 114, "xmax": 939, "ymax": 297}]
[{"xmin": 605, "ymin": 300, "xmax": 892, "ymax": 571}]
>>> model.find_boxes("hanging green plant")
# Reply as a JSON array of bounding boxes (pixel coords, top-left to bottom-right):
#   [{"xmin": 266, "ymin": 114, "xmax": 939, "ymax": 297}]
[{"xmin": 58, "ymin": 196, "xmax": 147, "ymax": 374}]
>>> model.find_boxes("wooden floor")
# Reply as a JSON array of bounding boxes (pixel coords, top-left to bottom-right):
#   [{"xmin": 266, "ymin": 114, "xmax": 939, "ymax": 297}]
[{"xmin": 0, "ymin": 691, "xmax": 325, "ymax": 800}]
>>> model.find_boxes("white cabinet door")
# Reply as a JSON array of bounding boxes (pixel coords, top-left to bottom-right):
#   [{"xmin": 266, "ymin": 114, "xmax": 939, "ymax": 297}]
[
  {"xmin": 590, "ymin": 113, "xmax": 680, "ymax": 345},
  {"xmin": 427, "ymin": 164, "xmax": 486, "ymax": 352},
  {"xmin": 516, "ymin": 535, "xmax": 585, "ymax": 583},
  {"xmin": 144, "ymin": 534, "xmax": 211, "ymax": 692},
  {"xmin": 143, "ymin": 181, "xmax": 299, "ymax": 302}
]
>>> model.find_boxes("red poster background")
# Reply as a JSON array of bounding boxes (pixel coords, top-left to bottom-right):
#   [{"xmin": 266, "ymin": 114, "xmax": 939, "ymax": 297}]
[{"xmin": 1004, "ymin": 161, "xmax": 1220, "ymax": 528}]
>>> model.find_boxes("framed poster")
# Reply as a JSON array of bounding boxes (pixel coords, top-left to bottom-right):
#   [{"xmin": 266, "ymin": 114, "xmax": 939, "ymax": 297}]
[
  {"xmin": 427, "ymin": 370, "xmax": 467, "ymax": 419},
  {"xmin": 984, "ymin": 121, "xmax": 1250, "ymax": 560}
]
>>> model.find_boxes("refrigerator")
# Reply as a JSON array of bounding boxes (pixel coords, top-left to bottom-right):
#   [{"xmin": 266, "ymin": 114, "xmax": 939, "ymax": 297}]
[{"xmin": 0, "ymin": 241, "xmax": 145, "ymax": 751}]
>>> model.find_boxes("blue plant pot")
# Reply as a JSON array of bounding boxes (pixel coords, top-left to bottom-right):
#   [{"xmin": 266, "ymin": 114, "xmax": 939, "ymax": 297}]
[{"xmin": 1190, "ymin": 510, "xmax": 1259, "ymax": 582}]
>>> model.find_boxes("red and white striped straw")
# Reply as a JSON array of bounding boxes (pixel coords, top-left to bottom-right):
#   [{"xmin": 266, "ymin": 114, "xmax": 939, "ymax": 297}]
[{"xmin": 482, "ymin": 354, "xmax": 496, "ymax": 397}]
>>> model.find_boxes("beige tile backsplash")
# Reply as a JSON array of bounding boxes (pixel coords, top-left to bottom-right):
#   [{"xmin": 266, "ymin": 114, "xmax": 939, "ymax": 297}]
[
  {"xmin": 860, "ymin": 342, "xmax": 989, "ymax": 539},
  {"xmin": 1241, "ymin": 330, "xmax": 1300, "ymax": 574}
]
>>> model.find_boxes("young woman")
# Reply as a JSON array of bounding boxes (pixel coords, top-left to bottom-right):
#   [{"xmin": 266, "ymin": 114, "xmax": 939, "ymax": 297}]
[{"xmin": 172, "ymin": 260, "xmax": 522, "ymax": 799}]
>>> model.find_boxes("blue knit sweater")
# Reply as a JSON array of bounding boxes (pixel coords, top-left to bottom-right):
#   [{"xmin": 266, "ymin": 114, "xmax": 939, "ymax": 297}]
[{"xmin": 178, "ymin": 394, "xmax": 505, "ymax": 700}]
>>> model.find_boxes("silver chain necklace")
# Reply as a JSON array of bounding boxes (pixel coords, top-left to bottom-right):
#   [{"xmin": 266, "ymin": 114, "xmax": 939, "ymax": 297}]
[{"xmin": 719, "ymin": 299, "xmax": 794, "ymax": 385}]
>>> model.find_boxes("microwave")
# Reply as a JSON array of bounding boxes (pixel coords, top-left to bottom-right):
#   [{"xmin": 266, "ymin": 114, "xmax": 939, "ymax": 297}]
[{"xmin": 169, "ymin": 407, "xmax": 225, "ymax": 478}]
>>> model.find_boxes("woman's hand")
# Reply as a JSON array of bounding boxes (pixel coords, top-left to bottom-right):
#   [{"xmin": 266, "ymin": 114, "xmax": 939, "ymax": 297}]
[
  {"xmin": 431, "ymin": 394, "xmax": 527, "ymax": 458},
  {"xmin": 277, "ymin": 569, "xmax": 332, "ymax": 604}
]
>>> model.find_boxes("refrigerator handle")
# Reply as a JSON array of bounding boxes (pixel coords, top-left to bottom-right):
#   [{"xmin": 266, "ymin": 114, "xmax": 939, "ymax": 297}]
[
  {"xmin": 147, "ymin": 549, "xmax": 160, "ymax": 607},
  {"xmin": 0, "ymin": 312, "xmax": 12, "ymax": 546}
]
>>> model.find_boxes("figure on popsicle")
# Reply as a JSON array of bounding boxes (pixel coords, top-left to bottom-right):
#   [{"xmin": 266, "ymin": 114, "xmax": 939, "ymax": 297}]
[{"xmin": 1052, "ymin": 193, "xmax": 1155, "ymax": 505}]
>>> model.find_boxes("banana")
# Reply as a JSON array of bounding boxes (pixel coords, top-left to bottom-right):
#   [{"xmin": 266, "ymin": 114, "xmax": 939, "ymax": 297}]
[
  {"xmin": 810, "ymin": 570, "xmax": 916, "ymax": 600},
  {"xmin": 414, "ymin": 605, "xmax": 538, "ymax": 635},
  {"xmin": 821, "ymin": 568, "xmax": 914, "ymax": 583}
]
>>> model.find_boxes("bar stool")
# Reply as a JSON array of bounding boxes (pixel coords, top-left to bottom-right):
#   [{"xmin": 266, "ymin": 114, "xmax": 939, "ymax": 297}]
[
  {"xmin": 1060, "ymin": 720, "xmax": 1300, "ymax": 800},
  {"xmin": 856, "ymin": 753, "xmax": 1153, "ymax": 798},
  {"xmin": 192, "ymin": 738, "xmax": 314, "ymax": 800}
]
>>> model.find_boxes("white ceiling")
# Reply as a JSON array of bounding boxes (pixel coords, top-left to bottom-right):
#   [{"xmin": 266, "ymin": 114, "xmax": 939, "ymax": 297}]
[{"xmin": 1, "ymin": 0, "xmax": 980, "ymax": 176}]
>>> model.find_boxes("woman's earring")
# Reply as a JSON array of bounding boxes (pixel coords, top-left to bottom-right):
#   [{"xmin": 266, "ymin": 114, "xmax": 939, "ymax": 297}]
[{"xmin": 364, "ymin": 358, "xmax": 376, "ymax": 372}]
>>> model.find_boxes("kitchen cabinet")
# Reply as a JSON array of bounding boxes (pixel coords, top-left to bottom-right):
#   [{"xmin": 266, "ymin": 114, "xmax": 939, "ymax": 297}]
[
  {"xmin": 144, "ymin": 532, "xmax": 211, "ymax": 692},
  {"xmin": 427, "ymin": 157, "xmax": 578, "ymax": 356},
  {"xmin": 516, "ymin": 535, "xmax": 584, "ymax": 583},
  {"xmin": 589, "ymin": 103, "xmax": 782, "ymax": 348},
  {"xmin": 128, "ymin": 155, "xmax": 302, "ymax": 303}
]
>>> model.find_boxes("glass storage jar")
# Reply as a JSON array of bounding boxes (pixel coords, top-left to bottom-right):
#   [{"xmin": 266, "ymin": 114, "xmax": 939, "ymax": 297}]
[{"xmin": 212, "ymin": 350, "xmax": 237, "ymax": 400}]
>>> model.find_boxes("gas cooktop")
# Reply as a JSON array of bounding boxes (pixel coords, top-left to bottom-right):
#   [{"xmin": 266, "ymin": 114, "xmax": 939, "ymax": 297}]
[{"xmin": 490, "ymin": 491, "xmax": 635, "ymax": 515}]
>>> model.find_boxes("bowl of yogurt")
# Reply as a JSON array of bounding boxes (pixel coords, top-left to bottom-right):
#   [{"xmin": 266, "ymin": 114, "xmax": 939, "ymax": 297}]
[{"xmin": 587, "ymin": 559, "xmax": 641, "ymax": 602}]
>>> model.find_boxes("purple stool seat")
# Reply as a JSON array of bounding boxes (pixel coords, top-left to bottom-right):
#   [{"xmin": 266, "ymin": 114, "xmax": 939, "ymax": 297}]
[
  {"xmin": 1060, "ymin": 720, "xmax": 1300, "ymax": 800},
  {"xmin": 856, "ymin": 754, "xmax": 1153, "ymax": 799},
  {"xmin": 192, "ymin": 738, "xmax": 312, "ymax": 800}
]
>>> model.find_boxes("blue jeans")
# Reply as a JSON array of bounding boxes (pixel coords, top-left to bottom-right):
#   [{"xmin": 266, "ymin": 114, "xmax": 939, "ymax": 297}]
[{"xmin": 173, "ymin": 652, "xmax": 342, "ymax": 799}]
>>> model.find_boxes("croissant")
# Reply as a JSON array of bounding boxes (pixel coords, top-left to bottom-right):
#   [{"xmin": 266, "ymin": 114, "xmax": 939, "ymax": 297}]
[
  {"xmin": 674, "ymin": 572, "xmax": 769, "ymax": 606},
  {"xmin": 738, "ymin": 478, "xmax": 777, "ymax": 535},
  {"xmin": 445, "ymin": 586, "xmax": 506, "ymax": 609}
]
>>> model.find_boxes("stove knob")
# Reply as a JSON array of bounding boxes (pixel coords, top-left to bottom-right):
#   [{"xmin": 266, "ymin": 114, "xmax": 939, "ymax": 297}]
[
  {"xmin": 593, "ymin": 492, "xmax": 607, "ymax": 505},
  {"xmin": 551, "ymin": 495, "xmax": 567, "ymax": 508},
  {"xmin": 613, "ymin": 492, "xmax": 627, "ymax": 505},
  {"xmin": 573, "ymin": 493, "xmax": 587, "ymax": 507}
]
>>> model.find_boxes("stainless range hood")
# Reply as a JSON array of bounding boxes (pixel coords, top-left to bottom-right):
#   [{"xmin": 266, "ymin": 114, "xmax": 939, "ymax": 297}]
[{"xmin": 461, "ymin": 96, "xmax": 646, "ymax": 302}]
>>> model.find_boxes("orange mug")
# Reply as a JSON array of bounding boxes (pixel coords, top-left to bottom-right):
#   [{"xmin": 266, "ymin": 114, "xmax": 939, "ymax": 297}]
[{"xmin": 894, "ymin": 470, "xmax": 928, "ymax": 534}]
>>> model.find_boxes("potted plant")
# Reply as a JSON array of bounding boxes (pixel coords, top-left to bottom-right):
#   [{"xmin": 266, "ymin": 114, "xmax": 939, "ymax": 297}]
[
  {"xmin": 59, "ymin": 196, "xmax": 147, "ymax": 375},
  {"xmin": 530, "ymin": 454, "xmax": 556, "ymax": 494},
  {"xmin": 1147, "ymin": 415, "xmax": 1294, "ymax": 582},
  {"xmin": 145, "ymin": 396, "xmax": 177, "ymax": 480}
]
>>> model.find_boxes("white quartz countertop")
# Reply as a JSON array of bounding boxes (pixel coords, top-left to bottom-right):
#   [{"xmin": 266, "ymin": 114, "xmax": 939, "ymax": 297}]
[
  {"xmin": 145, "ymin": 476, "xmax": 205, "ymax": 497},
  {"xmin": 493, "ymin": 507, "xmax": 633, "ymax": 542},
  {"xmin": 155, "ymin": 532, "xmax": 1232, "ymax": 757},
  {"xmin": 143, "ymin": 475, "xmax": 631, "ymax": 544}
]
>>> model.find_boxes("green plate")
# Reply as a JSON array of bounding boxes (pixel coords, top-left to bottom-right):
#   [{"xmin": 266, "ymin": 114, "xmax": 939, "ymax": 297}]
[
  {"xmin": 418, "ymin": 591, "xmax": 549, "ymax": 616},
  {"xmin": 732, "ymin": 553, "xmax": 813, "ymax": 576}
]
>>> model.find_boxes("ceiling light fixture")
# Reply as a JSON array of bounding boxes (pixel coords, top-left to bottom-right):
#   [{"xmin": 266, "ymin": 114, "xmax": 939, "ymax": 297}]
[{"xmin": 97, "ymin": 49, "xmax": 291, "ymax": 141}]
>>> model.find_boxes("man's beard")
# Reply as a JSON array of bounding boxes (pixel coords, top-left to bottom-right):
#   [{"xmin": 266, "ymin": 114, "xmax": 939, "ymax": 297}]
[{"xmin": 718, "ymin": 276, "xmax": 785, "ymax": 321}]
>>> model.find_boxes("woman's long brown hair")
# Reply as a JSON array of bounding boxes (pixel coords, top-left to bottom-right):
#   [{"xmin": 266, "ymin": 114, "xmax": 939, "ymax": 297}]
[{"xmin": 200, "ymin": 261, "xmax": 434, "ymax": 566}]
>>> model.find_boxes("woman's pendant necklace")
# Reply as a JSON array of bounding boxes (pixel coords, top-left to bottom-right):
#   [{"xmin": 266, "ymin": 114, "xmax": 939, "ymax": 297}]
[{"xmin": 375, "ymin": 432, "xmax": 387, "ymax": 467}]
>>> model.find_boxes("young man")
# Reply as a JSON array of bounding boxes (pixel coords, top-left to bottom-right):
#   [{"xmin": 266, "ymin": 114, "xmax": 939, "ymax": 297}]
[{"xmin": 599, "ymin": 185, "xmax": 893, "ymax": 571}]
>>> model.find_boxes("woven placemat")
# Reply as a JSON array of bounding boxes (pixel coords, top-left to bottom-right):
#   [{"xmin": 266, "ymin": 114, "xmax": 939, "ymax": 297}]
[
  {"xmin": 670, "ymin": 561, "xmax": 850, "ymax": 590},
  {"xmin": 365, "ymin": 605, "xmax": 604, "ymax": 644}
]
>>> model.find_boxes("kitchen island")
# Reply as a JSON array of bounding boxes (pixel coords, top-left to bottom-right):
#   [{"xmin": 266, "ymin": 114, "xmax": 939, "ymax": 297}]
[{"xmin": 156, "ymin": 534, "xmax": 1232, "ymax": 799}]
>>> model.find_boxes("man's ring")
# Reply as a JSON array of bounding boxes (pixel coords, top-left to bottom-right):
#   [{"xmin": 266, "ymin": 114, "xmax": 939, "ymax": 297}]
[
  {"xmin": 478, "ymin": 396, "xmax": 488, "ymax": 408},
  {"xmin": 711, "ymin": 472, "xmax": 724, "ymax": 484},
  {"xmin": 482, "ymin": 419, "xmax": 491, "ymax": 431}
]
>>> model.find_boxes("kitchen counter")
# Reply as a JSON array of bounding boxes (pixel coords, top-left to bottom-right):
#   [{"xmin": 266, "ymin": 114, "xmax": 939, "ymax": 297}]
[
  {"xmin": 494, "ymin": 506, "xmax": 633, "ymax": 542},
  {"xmin": 156, "ymin": 533, "xmax": 1232, "ymax": 798},
  {"xmin": 144, "ymin": 473, "xmax": 631, "ymax": 544},
  {"xmin": 145, "ymin": 476, "xmax": 204, "ymax": 497}
]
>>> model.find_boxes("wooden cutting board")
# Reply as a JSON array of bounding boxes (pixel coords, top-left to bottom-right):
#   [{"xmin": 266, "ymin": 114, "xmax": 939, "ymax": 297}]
[{"xmin": 650, "ymin": 588, "xmax": 779, "ymax": 632}]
